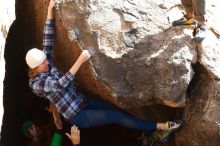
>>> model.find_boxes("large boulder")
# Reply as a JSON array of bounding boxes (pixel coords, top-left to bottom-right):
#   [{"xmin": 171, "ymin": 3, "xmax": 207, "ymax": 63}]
[
  {"xmin": 176, "ymin": 65, "xmax": 220, "ymax": 146},
  {"xmin": 176, "ymin": 16, "xmax": 220, "ymax": 146},
  {"xmin": 55, "ymin": 0, "xmax": 198, "ymax": 108}
]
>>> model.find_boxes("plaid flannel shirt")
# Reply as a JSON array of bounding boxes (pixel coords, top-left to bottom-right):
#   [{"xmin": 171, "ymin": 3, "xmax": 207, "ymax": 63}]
[{"xmin": 29, "ymin": 19, "xmax": 87, "ymax": 119}]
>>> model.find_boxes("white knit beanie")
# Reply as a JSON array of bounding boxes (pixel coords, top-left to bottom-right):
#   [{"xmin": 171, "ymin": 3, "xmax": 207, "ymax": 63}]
[{"xmin": 25, "ymin": 48, "xmax": 46, "ymax": 69}]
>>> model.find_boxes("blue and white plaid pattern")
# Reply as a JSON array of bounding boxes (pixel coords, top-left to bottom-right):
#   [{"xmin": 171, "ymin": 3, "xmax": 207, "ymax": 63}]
[{"xmin": 29, "ymin": 19, "xmax": 87, "ymax": 119}]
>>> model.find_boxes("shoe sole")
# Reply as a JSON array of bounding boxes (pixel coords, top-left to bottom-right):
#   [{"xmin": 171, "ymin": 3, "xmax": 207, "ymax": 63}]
[
  {"xmin": 160, "ymin": 120, "xmax": 185, "ymax": 143},
  {"xmin": 172, "ymin": 21, "xmax": 196, "ymax": 27}
]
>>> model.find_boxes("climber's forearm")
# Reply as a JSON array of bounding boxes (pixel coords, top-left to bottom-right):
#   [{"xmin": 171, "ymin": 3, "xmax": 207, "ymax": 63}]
[
  {"xmin": 69, "ymin": 50, "xmax": 91, "ymax": 76},
  {"xmin": 47, "ymin": 0, "xmax": 55, "ymax": 20}
]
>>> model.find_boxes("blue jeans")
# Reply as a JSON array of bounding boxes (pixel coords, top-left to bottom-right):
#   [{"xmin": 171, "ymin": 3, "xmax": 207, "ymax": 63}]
[{"xmin": 68, "ymin": 99, "xmax": 157, "ymax": 134}]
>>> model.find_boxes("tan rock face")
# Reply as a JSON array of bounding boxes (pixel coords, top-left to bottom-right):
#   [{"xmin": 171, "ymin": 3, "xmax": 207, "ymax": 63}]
[
  {"xmin": 176, "ymin": 67, "xmax": 220, "ymax": 146},
  {"xmin": 55, "ymin": 0, "xmax": 197, "ymax": 108},
  {"xmin": 198, "ymin": 31, "xmax": 220, "ymax": 79}
]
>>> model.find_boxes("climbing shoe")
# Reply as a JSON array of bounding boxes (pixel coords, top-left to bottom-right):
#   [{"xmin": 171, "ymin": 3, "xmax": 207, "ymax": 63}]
[
  {"xmin": 193, "ymin": 24, "xmax": 207, "ymax": 42},
  {"xmin": 172, "ymin": 15, "xmax": 196, "ymax": 26},
  {"xmin": 159, "ymin": 119, "xmax": 184, "ymax": 142}
]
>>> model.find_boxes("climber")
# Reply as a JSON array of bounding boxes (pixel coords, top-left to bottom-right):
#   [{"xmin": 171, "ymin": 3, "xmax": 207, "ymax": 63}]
[
  {"xmin": 172, "ymin": 0, "xmax": 207, "ymax": 42},
  {"xmin": 25, "ymin": 0, "xmax": 184, "ymax": 143}
]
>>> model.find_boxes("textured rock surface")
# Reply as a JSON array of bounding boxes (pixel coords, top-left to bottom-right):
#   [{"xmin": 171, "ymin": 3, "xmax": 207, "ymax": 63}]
[
  {"xmin": 175, "ymin": 13, "xmax": 220, "ymax": 145},
  {"xmin": 0, "ymin": 0, "xmax": 15, "ymax": 131},
  {"xmin": 176, "ymin": 66, "xmax": 220, "ymax": 146},
  {"xmin": 198, "ymin": 31, "xmax": 220, "ymax": 79},
  {"xmin": 57, "ymin": 0, "xmax": 198, "ymax": 108}
]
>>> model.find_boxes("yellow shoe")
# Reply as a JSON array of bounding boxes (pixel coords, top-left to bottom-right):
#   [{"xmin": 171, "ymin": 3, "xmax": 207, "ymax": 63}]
[{"xmin": 172, "ymin": 15, "xmax": 196, "ymax": 26}]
